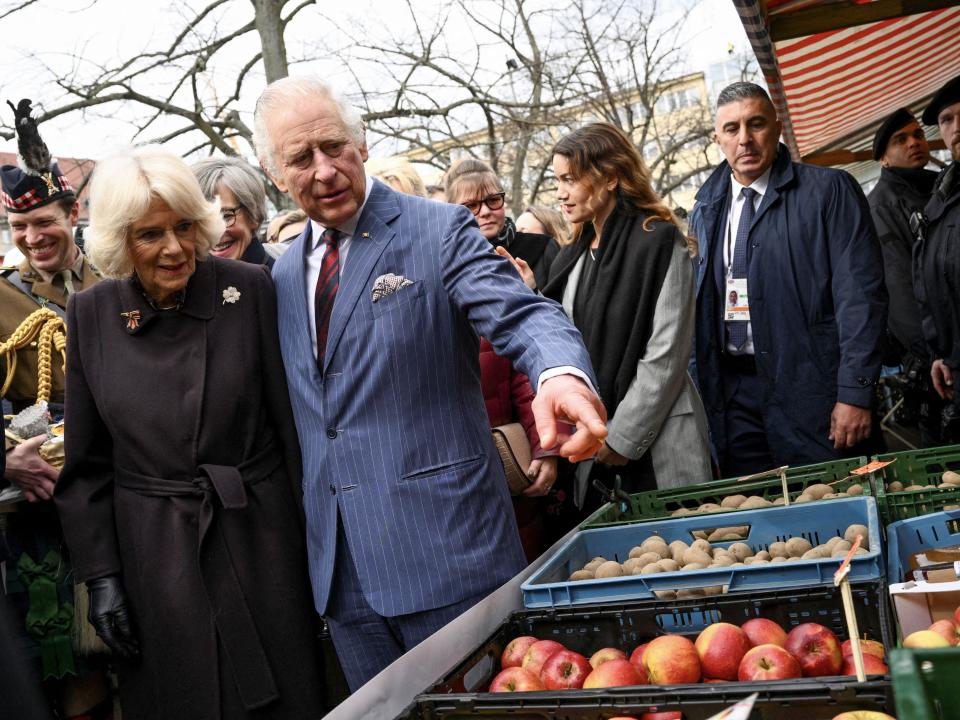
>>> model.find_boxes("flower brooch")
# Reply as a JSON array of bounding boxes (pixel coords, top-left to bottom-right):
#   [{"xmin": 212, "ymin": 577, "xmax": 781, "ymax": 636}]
[{"xmin": 222, "ymin": 286, "xmax": 241, "ymax": 305}]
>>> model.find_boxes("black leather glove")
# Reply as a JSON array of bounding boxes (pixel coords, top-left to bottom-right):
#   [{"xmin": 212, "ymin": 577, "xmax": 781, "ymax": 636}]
[{"xmin": 87, "ymin": 575, "xmax": 140, "ymax": 660}]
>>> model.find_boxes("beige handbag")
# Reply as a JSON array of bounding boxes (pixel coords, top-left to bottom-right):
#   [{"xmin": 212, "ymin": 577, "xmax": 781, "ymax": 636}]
[{"xmin": 491, "ymin": 422, "xmax": 533, "ymax": 496}]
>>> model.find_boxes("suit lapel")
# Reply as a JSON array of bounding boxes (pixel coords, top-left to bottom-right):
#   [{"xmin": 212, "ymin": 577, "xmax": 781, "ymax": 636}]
[{"xmin": 323, "ymin": 181, "xmax": 398, "ymax": 372}]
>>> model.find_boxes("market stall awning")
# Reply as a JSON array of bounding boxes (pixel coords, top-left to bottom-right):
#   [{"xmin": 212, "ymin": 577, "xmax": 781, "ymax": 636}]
[{"xmin": 733, "ymin": 0, "xmax": 960, "ymax": 175}]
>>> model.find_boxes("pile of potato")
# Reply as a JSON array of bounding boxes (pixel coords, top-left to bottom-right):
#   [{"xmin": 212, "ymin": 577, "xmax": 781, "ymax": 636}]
[
  {"xmin": 668, "ymin": 482, "xmax": 864, "ymax": 518},
  {"xmin": 567, "ymin": 523, "xmax": 871, "ymax": 596},
  {"xmin": 885, "ymin": 469, "xmax": 960, "ymax": 493}
]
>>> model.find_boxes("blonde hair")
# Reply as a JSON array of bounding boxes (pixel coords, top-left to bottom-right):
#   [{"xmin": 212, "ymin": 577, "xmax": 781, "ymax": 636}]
[
  {"xmin": 366, "ymin": 157, "xmax": 427, "ymax": 197},
  {"xmin": 522, "ymin": 205, "xmax": 571, "ymax": 246},
  {"xmin": 443, "ymin": 157, "xmax": 504, "ymax": 204},
  {"xmin": 266, "ymin": 208, "xmax": 308, "ymax": 243},
  {"xmin": 84, "ymin": 146, "xmax": 224, "ymax": 279}
]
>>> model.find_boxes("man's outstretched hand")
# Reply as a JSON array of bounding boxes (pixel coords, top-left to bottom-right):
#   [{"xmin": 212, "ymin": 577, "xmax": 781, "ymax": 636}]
[{"xmin": 533, "ymin": 375, "xmax": 607, "ymax": 462}]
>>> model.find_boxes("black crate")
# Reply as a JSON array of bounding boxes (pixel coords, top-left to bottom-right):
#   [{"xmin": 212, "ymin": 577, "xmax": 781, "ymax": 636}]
[
  {"xmin": 410, "ymin": 581, "xmax": 893, "ymax": 720},
  {"xmin": 408, "ymin": 679, "xmax": 893, "ymax": 719}
]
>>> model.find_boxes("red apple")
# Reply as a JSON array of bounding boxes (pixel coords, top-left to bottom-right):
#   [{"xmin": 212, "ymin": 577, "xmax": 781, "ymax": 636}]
[
  {"xmin": 489, "ymin": 666, "xmax": 545, "ymax": 692},
  {"xmin": 928, "ymin": 619, "xmax": 960, "ymax": 646},
  {"xmin": 643, "ymin": 635, "xmax": 701, "ymax": 685},
  {"xmin": 583, "ymin": 658, "xmax": 643, "ymax": 688},
  {"xmin": 840, "ymin": 639, "xmax": 885, "ymax": 660},
  {"xmin": 628, "ymin": 642, "xmax": 650, "ymax": 683},
  {"xmin": 695, "ymin": 622, "xmax": 751, "ymax": 681},
  {"xmin": 840, "ymin": 653, "xmax": 889, "ymax": 676},
  {"xmin": 785, "ymin": 623, "xmax": 842, "ymax": 677},
  {"xmin": 540, "ymin": 649, "xmax": 592, "ymax": 690},
  {"xmin": 501, "ymin": 636, "xmax": 538, "ymax": 669},
  {"xmin": 737, "ymin": 643, "xmax": 802, "ymax": 681},
  {"xmin": 521, "ymin": 639, "xmax": 565, "ymax": 676},
  {"xmin": 903, "ymin": 630, "xmax": 951, "ymax": 648},
  {"xmin": 832, "ymin": 712, "xmax": 896, "ymax": 719},
  {"xmin": 590, "ymin": 647, "xmax": 628, "ymax": 668},
  {"xmin": 741, "ymin": 617, "xmax": 788, "ymax": 648}
]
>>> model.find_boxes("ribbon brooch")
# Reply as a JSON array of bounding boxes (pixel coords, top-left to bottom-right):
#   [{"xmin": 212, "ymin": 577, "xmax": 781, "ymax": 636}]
[{"xmin": 120, "ymin": 310, "xmax": 141, "ymax": 330}]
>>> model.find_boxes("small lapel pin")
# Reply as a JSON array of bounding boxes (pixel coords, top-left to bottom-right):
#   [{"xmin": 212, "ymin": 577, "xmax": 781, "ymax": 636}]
[
  {"xmin": 222, "ymin": 286, "xmax": 241, "ymax": 304},
  {"xmin": 361, "ymin": 232, "xmax": 370, "ymax": 238},
  {"xmin": 120, "ymin": 310, "xmax": 141, "ymax": 330}
]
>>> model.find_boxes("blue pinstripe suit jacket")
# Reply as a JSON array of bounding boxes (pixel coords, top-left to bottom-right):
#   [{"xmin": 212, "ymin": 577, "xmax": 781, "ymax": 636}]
[{"xmin": 273, "ymin": 180, "xmax": 594, "ymax": 616}]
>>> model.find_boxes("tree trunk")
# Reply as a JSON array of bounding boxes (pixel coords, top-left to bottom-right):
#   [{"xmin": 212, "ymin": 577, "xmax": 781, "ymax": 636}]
[{"xmin": 251, "ymin": 0, "xmax": 289, "ymax": 83}]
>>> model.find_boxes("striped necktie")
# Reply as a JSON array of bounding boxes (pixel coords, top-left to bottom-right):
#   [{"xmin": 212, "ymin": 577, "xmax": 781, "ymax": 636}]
[{"xmin": 314, "ymin": 228, "xmax": 341, "ymax": 368}]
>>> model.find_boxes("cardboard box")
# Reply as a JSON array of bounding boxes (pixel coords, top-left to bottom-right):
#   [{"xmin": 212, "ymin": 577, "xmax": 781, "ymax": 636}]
[{"xmin": 889, "ymin": 565, "xmax": 960, "ymax": 637}]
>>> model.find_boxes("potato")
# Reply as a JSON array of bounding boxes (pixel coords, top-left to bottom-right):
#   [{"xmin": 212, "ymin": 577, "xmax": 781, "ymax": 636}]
[
  {"xmin": 628, "ymin": 546, "xmax": 646, "ymax": 559},
  {"xmin": 727, "ymin": 542, "xmax": 753, "ymax": 561},
  {"xmin": 680, "ymin": 562, "xmax": 707, "ymax": 571},
  {"xmin": 691, "ymin": 538, "xmax": 714, "ymax": 555},
  {"xmin": 768, "ymin": 541, "xmax": 788, "ymax": 558},
  {"xmin": 770, "ymin": 556, "xmax": 787, "ymax": 563},
  {"xmin": 669, "ymin": 540, "xmax": 689, "ymax": 562},
  {"xmin": 634, "ymin": 552, "xmax": 662, "ymax": 567},
  {"xmin": 785, "ymin": 537, "xmax": 813, "ymax": 558},
  {"xmin": 905, "ymin": 484, "xmax": 927, "ymax": 491},
  {"xmin": 804, "ymin": 483, "xmax": 834, "ymax": 500},
  {"xmin": 721, "ymin": 494, "xmax": 748, "ymax": 509},
  {"xmin": 832, "ymin": 540, "xmax": 852, "ymax": 554},
  {"xmin": 683, "ymin": 548, "xmax": 714, "ymax": 567},
  {"xmin": 822, "ymin": 493, "xmax": 840, "ymax": 499},
  {"xmin": 719, "ymin": 533, "xmax": 743, "ymax": 541},
  {"xmin": 773, "ymin": 497, "xmax": 786, "ymax": 505},
  {"xmin": 846, "ymin": 483, "xmax": 864, "ymax": 496},
  {"xmin": 692, "ymin": 530, "xmax": 709, "ymax": 541},
  {"xmin": 640, "ymin": 563, "xmax": 662, "ymax": 575},
  {"xmin": 744, "ymin": 556, "xmax": 768, "ymax": 565},
  {"xmin": 698, "ymin": 502, "xmax": 722, "ymax": 513},
  {"xmin": 583, "ymin": 559, "xmax": 606, "ymax": 573},
  {"xmin": 672, "ymin": 507, "xmax": 693, "ymax": 517},
  {"xmin": 711, "ymin": 555, "xmax": 735, "ymax": 567},
  {"xmin": 595, "ymin": 561, "xmax": 624, "ymax": 578},
  {"xmin": 854, "ymin": 547, "xmax": 869, "ymax": 555},
  {"xmin": 676, "ymin": 588, "xmax": 705, "ymax": 599},
  {"xmin": 945, "ymin": 504, "xmax": 960, "ymax": 511},
  {"xmin": 654, "ymin": 589, "xmax": 676, "ymax": 600},
  {"xmin": 844, "ymin": 524, "xmax": 870, "ymax": 550},
  {"xmin": 569, "ymin": 570, "xmax": 595, "ymax": 581},
  {"xmin": 794, "ymin": 493, "xmax": 814, "ymax": 503},
  {"xmin": 785, "ymin": 556, "xmax": 802, "ymax": 562},
  {"xmin": 824, "ymin": 536, "xmax": 845, "ymax": 551},
  {"xmin": 707, "ymin": 527, "xmax": 732, "ymax": 542},
  {"xmin": 939, "ymin": 483, "xmax": 956, "ymax": 489},
  {"xmin": 801, "ymin": 547, "xmax": 823, "ymax": 560},
  {"xmin": 752, "ymin": 550, "xmax": 771, "ymax": 562},
  {"xmin": 739, "ymin": 496, "xmax": 773, "ymax": 510},
  {"xmin": 888, "ymin": 480, "xmax": 904, "ymax": 492},
  {"xmin": 942, "ymin": 471, "xmax": 960, "ymax": 485},
  {"xmin": 640, "ymin": 537, "xmax": 670, "ymax": 555},
  {"xmin": 621, "ymin": 558, "xmax": 645, "ymax": 574},
  {"xmin": 656, "ymin": 558, "xmax": 680, "ymax": 572},
  {"xmin": 702, "ymin": 585, "xmax": 724, "ymax": 596},
  {"xmin": 831, "ymin": 547, "xmax": 852, "ymax": 558}
]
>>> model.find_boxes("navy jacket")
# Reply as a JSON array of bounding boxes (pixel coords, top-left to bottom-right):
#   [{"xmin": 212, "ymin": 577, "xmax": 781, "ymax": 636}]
[{"xmin": 690, "ymin": 145, "xmax": 887, "ymax": 465}]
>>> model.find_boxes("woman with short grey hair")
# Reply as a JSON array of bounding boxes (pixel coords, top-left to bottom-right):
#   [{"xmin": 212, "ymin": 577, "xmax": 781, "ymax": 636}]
[{"xmin": 191, "ymin": 156, "xmax": 274, "ymax": 267}]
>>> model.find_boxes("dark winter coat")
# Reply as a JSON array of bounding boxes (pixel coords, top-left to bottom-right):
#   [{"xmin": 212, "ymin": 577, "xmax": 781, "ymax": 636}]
[
  {"xmin": 55, "ymin": 257, "xmax": 323, "ymax": 720},
  {"xmin": 690, "ymin": 145, "xmax": 887, "ymax": 466},
  {"xmin": 867, "ymin": 165, "xmax": 937, "ymax": 362}
]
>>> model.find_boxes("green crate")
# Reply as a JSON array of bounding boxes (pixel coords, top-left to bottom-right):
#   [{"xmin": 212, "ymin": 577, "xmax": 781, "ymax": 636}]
[
  {"xmin": 873, "ymin": 445, "xmax": 960, "ymax": 523},
  {"xmin": 891, "ymin": 647, "xmax": 960, "ymax": 720},
  {"xmin": 582, "ymin": 456, "xmax": 870, "ymax": 529}
]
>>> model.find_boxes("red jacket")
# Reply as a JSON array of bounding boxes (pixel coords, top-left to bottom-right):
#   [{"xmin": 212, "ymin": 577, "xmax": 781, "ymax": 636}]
[{"xmin": 479, "ymin": 337, "xmax": 546, "ymax": 457}]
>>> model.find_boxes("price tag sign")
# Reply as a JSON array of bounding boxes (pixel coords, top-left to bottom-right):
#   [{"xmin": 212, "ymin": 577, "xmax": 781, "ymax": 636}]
[
  {"xmin": 834, "ymin": 534, "xmax": 866, "ymax": 682},
  {"xmin": 850, "ymin": 459, "xmax": 895, "ymax": 476}
]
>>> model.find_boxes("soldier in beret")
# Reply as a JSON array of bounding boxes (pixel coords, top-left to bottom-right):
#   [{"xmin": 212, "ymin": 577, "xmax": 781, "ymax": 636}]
[
  {"xmin": 1, "ymin": 99, "xmax": 108, "ymax": 718},
  {"xmin": 866, "ymin": 107, "xmax": 941, "ymax": 444},
  {"xmin": 915, "ymin": 76, "xmax": 960, "ymax": 441}
]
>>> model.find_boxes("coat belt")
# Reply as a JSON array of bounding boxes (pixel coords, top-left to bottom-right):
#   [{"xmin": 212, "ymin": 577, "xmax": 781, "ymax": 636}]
[{"xmin": 115, "ymin": 446, "xmax": 282, "ymax": 711}]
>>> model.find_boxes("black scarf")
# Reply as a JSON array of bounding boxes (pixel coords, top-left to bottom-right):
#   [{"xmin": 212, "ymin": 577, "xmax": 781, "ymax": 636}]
[
  {"xmin": 543, "ymin": 196, "xmax": 678, "ymax": 412},
  {"xmin": 886, "ymin": 165, "xmax": 938, "ymax": 197},
  {"xmin": 494, "ymin": 216, "xmax": 555, "ymax": 288}
]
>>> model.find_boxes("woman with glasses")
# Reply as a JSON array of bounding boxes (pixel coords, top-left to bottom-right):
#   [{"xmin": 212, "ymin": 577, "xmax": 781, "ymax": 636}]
[
  {"xmin": 192, "ymin": 156, "xmax": 274, "ymax": 268},
  {"xmin": 55, "ymin": 146, "xmax": 324, "ymax": 719},
  {"xmin": 444, "ymin": 158, "xmax": 559, "ymax": 290},
  {"xmin": 541, "ymin": 123, "xmax": 712, "ymax": 512}
]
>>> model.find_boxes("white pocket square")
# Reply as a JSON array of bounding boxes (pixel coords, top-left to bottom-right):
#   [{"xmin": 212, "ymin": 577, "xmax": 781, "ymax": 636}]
[{"xmin": 371, "ymin": 273, "xmax": 414, "ymax": 303}]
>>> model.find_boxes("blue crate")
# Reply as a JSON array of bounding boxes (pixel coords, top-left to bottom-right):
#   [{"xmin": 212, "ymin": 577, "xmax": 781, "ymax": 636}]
[
  {"xmin": 521, "ymin": 496, "xmax": 883, "ymax": 608},
  {"xmin": 886, "ymin": 508, "xmax": 960, "ymax": 584}
]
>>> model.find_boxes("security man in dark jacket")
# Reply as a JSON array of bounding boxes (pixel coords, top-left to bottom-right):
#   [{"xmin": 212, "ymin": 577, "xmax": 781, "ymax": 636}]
[
  {"xmin": 690, "ymin": 82, "xmax": 887, "ymax": 476},
  {"xmin": 867, "ymin": 108, "xmax": 940, "ymax": 443},
  {"xmin": 916, "ymin": 75, "xmax": 960, "ymax": 441}
]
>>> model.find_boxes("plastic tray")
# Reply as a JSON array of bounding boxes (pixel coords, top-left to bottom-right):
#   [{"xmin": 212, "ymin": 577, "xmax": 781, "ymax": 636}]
[
  {"xmin": 873, "ymin": 444, "xmax": 960, "ymax": 522},
  {"xmin": 885, "ymin": 508, "xmax": 960, "ymax": 584},
  {"xmin": 890, "ymin": 647, "xmax": 960, "ymax": 720},
  {"xmin": 523, "ymin": 497, "xmax": 883, "ymax": 608},
  {"xmin": 584, "ymin": 456, "xmax": 870, "ymax": 529},
  {"xmin": 409, "ymin": 582, "xmax": 894, "ymax": 720}
]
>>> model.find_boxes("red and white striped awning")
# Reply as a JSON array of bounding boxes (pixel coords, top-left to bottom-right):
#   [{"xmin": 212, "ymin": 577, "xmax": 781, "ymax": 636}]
[{"xmin": 733, "ymin": 0, "xmax": 960, "ymax": 169}]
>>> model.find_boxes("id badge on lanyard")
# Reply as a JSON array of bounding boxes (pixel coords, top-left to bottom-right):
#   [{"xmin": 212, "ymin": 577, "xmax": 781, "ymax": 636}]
[{"xmin": 725, "ymin": 222, "xmax": 750, "ymax": 321}]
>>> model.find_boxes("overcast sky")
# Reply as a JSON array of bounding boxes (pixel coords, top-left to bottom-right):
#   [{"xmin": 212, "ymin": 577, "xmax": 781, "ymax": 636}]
[{"xmin": 0, "ymin": 0, "xmax": 749, "ymax": 160}]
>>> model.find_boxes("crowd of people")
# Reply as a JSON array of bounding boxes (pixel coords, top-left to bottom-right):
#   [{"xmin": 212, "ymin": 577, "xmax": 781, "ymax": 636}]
[{"xmin": 0, "ymin": 71, "xmax": 958, "ymax": 719}]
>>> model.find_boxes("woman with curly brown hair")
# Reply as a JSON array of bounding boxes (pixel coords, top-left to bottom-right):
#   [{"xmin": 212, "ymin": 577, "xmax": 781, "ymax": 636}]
[{"xmin": 542, "ymin": 123, "xmax": 712, "ymax": 512}]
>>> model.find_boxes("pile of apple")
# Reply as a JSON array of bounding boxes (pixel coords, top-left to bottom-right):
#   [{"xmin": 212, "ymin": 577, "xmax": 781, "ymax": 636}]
[
  {"xmin": 567, "ymin": 524, "xmax": 870, "ymax": 598},
  {"xmin": 668, "ymin": 482, "xmax": 867, "ymax": 518},
  {"xmin": 489, "ymin": 618, "xmax": 887, "ymax": 693},
  {"xmin": 901, "ymin": 605, "xmax": 960, "ymax": 648}
]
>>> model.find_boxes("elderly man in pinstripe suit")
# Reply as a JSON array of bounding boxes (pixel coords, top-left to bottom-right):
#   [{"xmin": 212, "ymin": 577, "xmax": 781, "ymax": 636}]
[{"xmin": 254, "ymin": 76, "xmax": 607, "ymax": 690}]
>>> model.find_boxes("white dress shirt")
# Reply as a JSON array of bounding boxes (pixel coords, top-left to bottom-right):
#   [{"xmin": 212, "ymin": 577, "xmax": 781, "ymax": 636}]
[{"xmin": 723, "ymin": 167, "xmax": 771, "ymax": 356}]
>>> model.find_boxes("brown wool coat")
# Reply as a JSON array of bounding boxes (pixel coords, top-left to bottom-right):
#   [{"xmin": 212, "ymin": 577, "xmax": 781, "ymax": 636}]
[
  {"xmin": 0, "ymin": 256, "xmax": 99, "ymax": 411},
  {"xmin": 54, "ymin": 257, "xmax": 324, "ymax": 720}
]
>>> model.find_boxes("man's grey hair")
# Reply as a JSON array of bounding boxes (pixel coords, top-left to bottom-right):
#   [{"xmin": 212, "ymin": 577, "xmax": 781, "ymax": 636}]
[
  {"xmin": 253, "ymin": 76, "xmax": 366, "ymax": 175},
  {"xmin": 716, "ymin": 82, "xmax": 774, "ymax": 111},
  {"xmin": 191, "ymin": 156, "xmax": 268, "ymax": 226}
]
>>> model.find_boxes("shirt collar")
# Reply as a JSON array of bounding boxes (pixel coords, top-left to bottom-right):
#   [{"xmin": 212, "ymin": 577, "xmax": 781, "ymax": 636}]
[
  {"xmin": 730, "ymin": 165, "xmax": 773, "ymax": 201},
  {"xmin": 32, "ymin": 243, "xmax": 83, "ymax": 283},
  {"xmin": 309, "ymin": 174, "xmax": 376, "ymax": 250}
]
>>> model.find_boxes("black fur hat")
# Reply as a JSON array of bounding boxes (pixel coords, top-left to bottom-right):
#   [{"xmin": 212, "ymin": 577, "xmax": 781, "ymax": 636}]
[{"xmin": 1, "ymin": 99, "xmax": 74, "ymax": 213}]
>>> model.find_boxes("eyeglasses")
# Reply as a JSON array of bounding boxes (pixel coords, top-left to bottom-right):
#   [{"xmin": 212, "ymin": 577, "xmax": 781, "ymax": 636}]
[
  {"xmin": 220, "ymin": 205, "xmax": 245, "ymax": 228},
  {"xmin": 461, "ymin": 192, "xmax": 506, "ymax": 216}
]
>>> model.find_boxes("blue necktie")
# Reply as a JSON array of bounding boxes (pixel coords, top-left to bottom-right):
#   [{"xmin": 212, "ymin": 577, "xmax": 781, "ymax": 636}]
[{"xmin": 727, "ymin": 187, "xmax": 756, "ymax": 351}]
